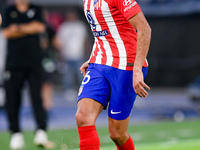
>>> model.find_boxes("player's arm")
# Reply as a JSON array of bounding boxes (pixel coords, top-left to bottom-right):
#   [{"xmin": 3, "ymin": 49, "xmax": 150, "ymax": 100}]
[{"xmin": 129, "ymin": 12, "xmax": 151, "ymax": 97}]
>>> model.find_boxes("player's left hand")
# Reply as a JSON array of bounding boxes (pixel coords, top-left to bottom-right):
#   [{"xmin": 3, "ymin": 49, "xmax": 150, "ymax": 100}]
[
  {"xmin": 80, "ymin": 61, "xmax": 89, "ymax": 77},
  {"xmin": 133, "ymin": 70, "xmax": 150, "ymax": 97}
]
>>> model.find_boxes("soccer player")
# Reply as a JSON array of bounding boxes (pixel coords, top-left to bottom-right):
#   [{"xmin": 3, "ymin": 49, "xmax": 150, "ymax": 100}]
[{"xmin": 75, "ymin": 0, "xmax": 151, "ymax": 150}]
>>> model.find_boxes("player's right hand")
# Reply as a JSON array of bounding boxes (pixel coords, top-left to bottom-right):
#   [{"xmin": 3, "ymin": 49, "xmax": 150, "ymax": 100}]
[{"xmin": 80, "ymin": 61, "xmax": 89, "ymax": 77}]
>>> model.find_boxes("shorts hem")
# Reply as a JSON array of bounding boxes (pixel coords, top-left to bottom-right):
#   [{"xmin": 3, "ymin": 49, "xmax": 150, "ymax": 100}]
[
  {"xmin": 77, "ymin": 97, "xmax": 107, "ymax": 109},
  {"xmin": 108, "ymin": 113, "xmax": 131, "ymax": 121}
]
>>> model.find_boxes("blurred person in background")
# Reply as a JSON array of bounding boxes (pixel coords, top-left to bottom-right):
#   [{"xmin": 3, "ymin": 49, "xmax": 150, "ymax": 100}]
[
  {"xmin": 40, "ymin": 10, "xmax": 58, "ymax": 111},
  {"xmin": 56, "ymin": 10, "xmax": 88, "ymax": 99},
  {"xmin": 40, "ymin": 30, "xmax": 55, "ymax": 112},
  {"xmin": 0, "ymin": 12, "xmax": 6, "ymax": 85},
  {"xmin": 0, "ymin": 29, "xmax": 6, "ymax": 86},
  {"xmin": 1, "ymin": 0, "xmax": 53, "ymax": 149},
  {"xmin": 75, "ymin": 0, "xmax": 151, "ymax": 150},
  {"xmin": 0, "ymin": 13, "xmax": 6, "ymax": 108}
]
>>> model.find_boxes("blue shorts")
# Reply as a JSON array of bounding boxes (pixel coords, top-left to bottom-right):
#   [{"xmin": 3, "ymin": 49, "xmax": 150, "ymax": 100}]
[{"xmin": 78, "ymin": 63, "xmax": 148, "ymax": 120}]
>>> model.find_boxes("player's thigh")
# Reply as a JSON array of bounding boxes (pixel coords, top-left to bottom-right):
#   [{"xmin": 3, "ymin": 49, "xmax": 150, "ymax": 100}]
[
  {"xmin": 76, "ymin": 98, "xmax": 104, "ymax": 127},
  {"xmin": 78, "ymin": 64, "xmax": 111, "ymax": 108},
  {"xmin": 107, "ymin": 67, "xmax": 148, "ymax": 120}
]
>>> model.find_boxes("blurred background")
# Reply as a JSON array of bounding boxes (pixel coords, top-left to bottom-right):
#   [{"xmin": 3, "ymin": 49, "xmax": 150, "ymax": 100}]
[{"xmin": 0, "ymin": 0, "xmax": 200, "ymax": 150}]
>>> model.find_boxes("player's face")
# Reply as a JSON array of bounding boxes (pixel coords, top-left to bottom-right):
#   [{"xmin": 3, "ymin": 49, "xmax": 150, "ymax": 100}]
[{"xmin": 15, "ymin": 0, "xmax": 29, "ymax": 5}]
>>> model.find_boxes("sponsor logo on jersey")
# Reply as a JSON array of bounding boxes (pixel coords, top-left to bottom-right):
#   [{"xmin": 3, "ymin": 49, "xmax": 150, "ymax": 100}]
[
  {"xmin": 124, "ymin": 1, "xmax": 137, "ymax": 12},
  {"xmin": 93, "ymin": 30, "xmax": 109, "ymax": 37},
  {"xmin": 94, "ymin": 0, "xmax": 102, "ymax": 9},
  {"xmin": 123, "ymin": 0, "xmax": 134, "ymax": 6}
]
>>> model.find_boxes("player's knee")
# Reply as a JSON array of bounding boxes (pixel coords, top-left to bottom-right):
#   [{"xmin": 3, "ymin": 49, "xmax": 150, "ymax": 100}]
[
  {"xmin": 75, "ymin": 111, "xmax": 85, "ymax": 127},
  {"xmin": 109, "ymin": 128, "xmax": 121, "ymax": 141},
  {"xmin": 109, "ymin": 131, "xmax": 121, "ymax": 143},
  {"xmin": 75, "ymin": 110, "xmax": 94, "ymax": 127},
  {"xmin": 109, "ymin": 129, "xmax": 128, "ymax": 145}
]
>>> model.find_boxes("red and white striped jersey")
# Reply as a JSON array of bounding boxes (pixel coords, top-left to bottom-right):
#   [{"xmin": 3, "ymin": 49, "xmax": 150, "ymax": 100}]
[{"xmin": 84, "ymin": 0, "xmax": 148, "ymax": 70}]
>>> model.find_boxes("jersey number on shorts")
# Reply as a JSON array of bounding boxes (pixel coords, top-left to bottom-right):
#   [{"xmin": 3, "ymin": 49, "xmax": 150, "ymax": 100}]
[{"xmin": 82, "ymin": 71, "xmax": 91, "ymax": 85}]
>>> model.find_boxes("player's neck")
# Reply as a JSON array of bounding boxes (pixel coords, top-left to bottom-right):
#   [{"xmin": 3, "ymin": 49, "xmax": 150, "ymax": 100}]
[{"xmin": 16, "ymin": 3, "xmax": 30, "ymax": 13}]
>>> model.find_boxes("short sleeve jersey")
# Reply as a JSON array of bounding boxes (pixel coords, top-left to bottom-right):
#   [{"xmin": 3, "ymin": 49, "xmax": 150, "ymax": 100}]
[
  {"xmin": 84, "ymin": 0, "xmax": 148, "ymax": 70},
  {"xmin": 1, "ymin": 4, "xmax": 43, "ymax": 70}
]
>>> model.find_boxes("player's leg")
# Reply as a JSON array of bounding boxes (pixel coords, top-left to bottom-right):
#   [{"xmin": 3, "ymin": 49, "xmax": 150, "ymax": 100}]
[
  {"xmin": 109, "ymin": 117, "xmax": 135, "ymax": 150},
  {"xmin": 76, "ymin": 98, "xmax": 104, "ymax": 127},
  {"xmin": 76, "ymin": 64, "xmax": 110, "ymax": 150},
  {"xmin": 105, "ymin": 67, "xmax": 148, "ymax": 150},
  {"xmin": 76, "ymin": 98, "xmax": 104, "ymax": 150}
]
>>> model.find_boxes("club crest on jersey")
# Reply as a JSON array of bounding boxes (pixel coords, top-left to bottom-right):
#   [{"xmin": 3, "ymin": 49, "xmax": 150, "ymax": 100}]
[{"xmin": 94, "ymin": 0, "xmax": 102, "ymax": 9}]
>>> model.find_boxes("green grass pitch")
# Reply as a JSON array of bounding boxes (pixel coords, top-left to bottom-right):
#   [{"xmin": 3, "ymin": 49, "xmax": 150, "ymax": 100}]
[{"xmin": 0, "ymin": 120, "xmax": 200, "ymax": 150}]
